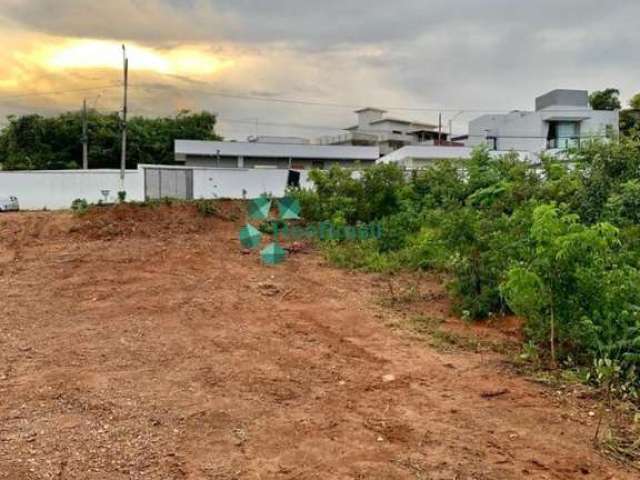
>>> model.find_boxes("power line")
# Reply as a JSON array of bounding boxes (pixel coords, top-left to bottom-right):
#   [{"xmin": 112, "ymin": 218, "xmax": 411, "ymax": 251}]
[
  {"xmin": 0, "ymin": 84, "xmax": 122, "ymax": 103},
  {"xmin": 130, "ymin": 83, "xmax": 502, "ymax": 113},
  {"xmin": 0, "ymin": 81, "xmax": 617, "ymax": 117},
  {"xmin": 130, "ymin": 83, "xmax": 614, "ymax": 115}
]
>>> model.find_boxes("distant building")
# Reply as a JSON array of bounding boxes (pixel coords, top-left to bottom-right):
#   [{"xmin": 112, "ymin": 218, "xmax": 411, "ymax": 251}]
[
  {"xmin": 175, "ymin": 140, "xmax": 379, "ymax": 170},
  {"xmin": 468, "ymin": 89, "xmax": 619, "ymax": 153},
  {"xmin": 318, "ymin": 107, "xmax": 447, "ymax": 155}
]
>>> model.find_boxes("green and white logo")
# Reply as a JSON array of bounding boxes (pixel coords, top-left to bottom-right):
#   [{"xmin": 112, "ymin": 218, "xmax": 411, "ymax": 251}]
[
  {"xmin": 239, "ymin": 197, "xmax": 301, "ymax": 265},
  {"xmin": 239, "ymin": 196, "xmax": 381, "ymax": 266}
]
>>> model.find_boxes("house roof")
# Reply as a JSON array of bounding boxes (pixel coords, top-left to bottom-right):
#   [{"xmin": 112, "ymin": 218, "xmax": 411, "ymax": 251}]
[{"xmin": 175, "ymin": 140, "xmax": 380, "ymax": 160}]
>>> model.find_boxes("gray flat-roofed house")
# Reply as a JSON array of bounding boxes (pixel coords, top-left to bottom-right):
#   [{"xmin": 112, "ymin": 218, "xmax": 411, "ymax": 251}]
[
  {"xmin": 175, "ymin": 140, "xmax": 380, "ymax": 170},
  {"xmin": 468, "ymin": 89, "xmax": 619, "ymax": 153}
]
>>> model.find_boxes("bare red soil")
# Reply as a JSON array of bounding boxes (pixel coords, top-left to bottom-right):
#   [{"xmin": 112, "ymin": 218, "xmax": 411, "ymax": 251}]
[{"xmin": 0, "ymin": 205, "xmax": 635, "ymax": 479}]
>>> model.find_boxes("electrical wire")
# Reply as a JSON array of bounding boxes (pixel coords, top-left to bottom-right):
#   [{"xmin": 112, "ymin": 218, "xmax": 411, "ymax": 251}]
[
  {"xmin": 0, "ymin": 81, "xmax": 616, "ymax": 116},
  {"xmin": 0, "ymin": 84, "xmax": 122, "ymax": 103},
  {"xmin": 128, "ymin": 83, "xmax": 612, "ymax": 115}
]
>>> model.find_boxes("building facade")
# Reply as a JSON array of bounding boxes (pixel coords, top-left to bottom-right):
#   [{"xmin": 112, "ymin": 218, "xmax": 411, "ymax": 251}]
[
  {"xmin": 467, "ymin": 89, "xmax": 619, "ymax": 153},
  {"xmin": 317, "ymin": 107, "xmax": 446, "ymax": 155},
  {"xmin": 175, "ymin": 140, "xmax": 380, "ymax": 170}
]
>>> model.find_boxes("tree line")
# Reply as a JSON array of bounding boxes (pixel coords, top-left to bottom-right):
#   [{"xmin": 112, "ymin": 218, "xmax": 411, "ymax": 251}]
[{"xmin": 0, "ymin": 110, "xmax": 221, "ymax": 170}]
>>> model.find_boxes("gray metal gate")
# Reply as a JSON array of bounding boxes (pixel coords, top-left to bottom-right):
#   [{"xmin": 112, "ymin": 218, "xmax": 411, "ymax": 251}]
[{"xmin": 144, "ymin": 168, "xmax": 193, "ymax": 200}]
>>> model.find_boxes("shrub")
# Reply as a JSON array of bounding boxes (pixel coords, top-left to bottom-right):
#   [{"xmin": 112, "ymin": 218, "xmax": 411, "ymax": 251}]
[
  {"xmin": 195, "ymin": 198, "xmax": 218, "ymax": 217},
  {"xmin": 502, "ymin": 204, "xmax": 640, "ymax": 377},
  {"xmin": 70, "ymin": 198, "xmax": 89, "ymax": 215}
]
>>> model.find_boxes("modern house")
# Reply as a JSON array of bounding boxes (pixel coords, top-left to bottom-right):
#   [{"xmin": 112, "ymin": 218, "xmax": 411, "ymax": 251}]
[
  {"xmin": 467, "ymin": 89, "xmax": 619, "ymax": 153},
  {"xmin": 175, "ymin": 139, "xmax": 379, "ymax": 170},
  {"xmin": 317, "ymin": 107, "xmax": 447, "ymax": 155}
]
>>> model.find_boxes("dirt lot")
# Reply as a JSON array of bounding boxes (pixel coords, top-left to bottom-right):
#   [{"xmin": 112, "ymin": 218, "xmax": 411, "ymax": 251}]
[{"xmin": 0, "ymin": 204, "xmax": 636, "ymax": 479}]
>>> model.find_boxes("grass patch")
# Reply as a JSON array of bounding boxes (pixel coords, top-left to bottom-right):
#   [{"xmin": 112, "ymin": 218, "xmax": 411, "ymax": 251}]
[{"xmin": 404, "ymin": 315, "xmax": 512, "ymax": 354}]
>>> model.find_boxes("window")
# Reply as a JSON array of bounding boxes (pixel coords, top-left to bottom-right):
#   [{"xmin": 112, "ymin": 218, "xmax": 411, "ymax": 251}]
[{"xmin": 548, "ymin": 121, "xmax": 580, "ymax": 149}]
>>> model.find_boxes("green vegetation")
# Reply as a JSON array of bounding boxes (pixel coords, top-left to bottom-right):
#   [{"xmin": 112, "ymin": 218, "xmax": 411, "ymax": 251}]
[
  {"xmin": 290, "ymin": 136, "xmax": 640, "ymax": 395},
  {"xmin": 589, "ymin": 88, "xmax": 622, "ymax": 111},
  {"xmin": 589, "ymin": 87, "xmax": 640, "ymax": 136},
  {"xmin": 194, "ymin": 198, "xmax": 219, "ymax": 217},
  {"xmin": 0, "ymin": 110, "xmax": 220, "ymax": 170},
  {"xmin": 70, "ymin": 198, "xmax": 89, "ymax": 215}
]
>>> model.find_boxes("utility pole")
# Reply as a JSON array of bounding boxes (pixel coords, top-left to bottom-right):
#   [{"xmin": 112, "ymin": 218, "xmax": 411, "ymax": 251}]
[
  {"xmin": 438, "ymin": 112, "xmax": 442, "ymax": 145},
  {"xmin": 81, "ymin": 98, "xmax": 88, "ymax": 169},
  {"xmin": 120, "ymin": 44, "xmax": 129, "ymax": 191}
]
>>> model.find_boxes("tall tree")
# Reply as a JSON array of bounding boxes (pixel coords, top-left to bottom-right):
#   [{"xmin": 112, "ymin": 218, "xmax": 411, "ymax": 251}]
[
  {"xmin": 619, "ymin": 92, "xmax": 640, "ymax": 137},
  {"xmin": 589, "ymin": 88, "xmax": 622, "ymax": 110}
]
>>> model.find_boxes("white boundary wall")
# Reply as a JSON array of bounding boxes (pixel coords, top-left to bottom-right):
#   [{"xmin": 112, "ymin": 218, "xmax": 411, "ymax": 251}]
[
  {"xmin": 0, "ymin": 166, "xmax": 293, "ymax": 210},
  {"xmin": 0, "ymin": 170, "xmax": 142, "ymax": 210},
  {"xmin": 193, "ymin": 168, "xmax": 288, "ymax": 199}
]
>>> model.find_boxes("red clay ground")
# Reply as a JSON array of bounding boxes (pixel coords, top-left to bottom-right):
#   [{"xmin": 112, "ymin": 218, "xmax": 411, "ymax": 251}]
[{"xmin": 0, "ymin": 204, "xmax": 636, "ymax": 479}]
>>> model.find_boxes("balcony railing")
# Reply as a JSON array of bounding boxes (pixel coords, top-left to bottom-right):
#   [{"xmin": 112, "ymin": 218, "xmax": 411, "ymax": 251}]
[
  {"xmin": 317, "ymin": 132, "xmax": 379, "ymax": 146},
  {"xmin": 547, "ymin": 137, "xmax": 581, "ymax": 150},
  {"xmin": 317, "ymin": 130, "xmax": 418, "ymax": 146}
]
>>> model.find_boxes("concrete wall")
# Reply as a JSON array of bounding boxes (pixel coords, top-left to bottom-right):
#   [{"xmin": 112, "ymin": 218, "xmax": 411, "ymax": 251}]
[
  {"xmin": 184, "ymin": 156, "xmax": 240, "ymax": 169},
  {"xmin": 0, "ymin": 170, "xmax": 142, "ymax": 210},
  {"xmin": 188, "ymin": 167, "xmax": 289, "ymax": 199},
  {"xmin": 0, "ymin": 166, "xmax": 293, "ymax": 210}
]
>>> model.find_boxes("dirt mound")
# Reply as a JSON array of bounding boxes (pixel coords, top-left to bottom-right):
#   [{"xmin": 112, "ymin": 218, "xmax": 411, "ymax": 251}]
[
  {"xmin": 68, "ymin": 201, "xmax": 242, "ymax": 241},
  {"xmin": 0, "ymin": 201, "xmax": 245, "ymax": 246}
]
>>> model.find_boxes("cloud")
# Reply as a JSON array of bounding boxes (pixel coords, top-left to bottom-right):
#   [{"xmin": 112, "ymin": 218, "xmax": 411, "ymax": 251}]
[{"xmin": 0, "ymin": 0, "xmax": 639, "ymax": 138}]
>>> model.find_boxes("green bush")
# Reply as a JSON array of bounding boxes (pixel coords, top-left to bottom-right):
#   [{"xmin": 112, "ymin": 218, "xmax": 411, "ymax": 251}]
[
  {"xmin": 502, "ymin": 204, "xmax": 640, "ymax": 387},
  {"xmin": 70, "ymin": 198, "xmax": 89, "ymax": 215},
  {"xmin": 195, "ymin": 198, "xmax": 218, "ymax": 217}
]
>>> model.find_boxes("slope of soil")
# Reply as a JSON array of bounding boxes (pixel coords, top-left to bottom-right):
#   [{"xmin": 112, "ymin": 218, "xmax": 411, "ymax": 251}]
[{"xmin": 0, "ymin": 206, "xmax": 635, "ymax": 479}]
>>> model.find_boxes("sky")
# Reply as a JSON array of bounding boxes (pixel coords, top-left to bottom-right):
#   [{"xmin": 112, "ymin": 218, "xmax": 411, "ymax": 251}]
[{"xmin": 0, "ymin": 0, "xmax": 638, "ymax": 140}]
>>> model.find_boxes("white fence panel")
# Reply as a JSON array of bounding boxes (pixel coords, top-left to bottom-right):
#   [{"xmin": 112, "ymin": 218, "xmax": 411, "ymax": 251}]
[
  {"xmin": 0, "ymin": 170, "xmax": 142, "ymax": 210},
  {"xmin": 191, "ymin": 168, "xmax": 289, "ymax": 199}
]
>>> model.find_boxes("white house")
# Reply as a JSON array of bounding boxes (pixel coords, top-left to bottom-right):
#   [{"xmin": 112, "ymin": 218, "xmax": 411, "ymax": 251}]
[
  {"xmin": 467, "ymin": 89, "xmax": 619, "ymax": 153},
  {"xmin": 317, "ymin": 107, "xmax": 447, "ymax": 155},
  {"xmin": 174, "ymin": 139, "xmax": 380, "ymax": 170}
]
